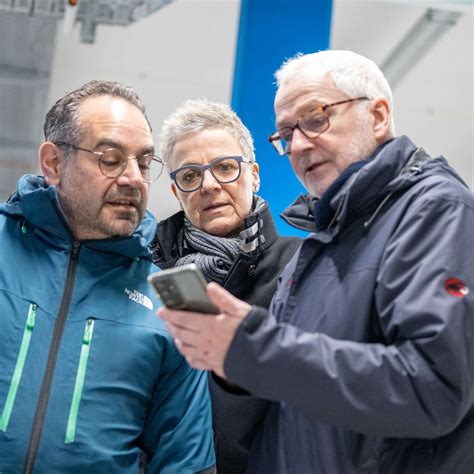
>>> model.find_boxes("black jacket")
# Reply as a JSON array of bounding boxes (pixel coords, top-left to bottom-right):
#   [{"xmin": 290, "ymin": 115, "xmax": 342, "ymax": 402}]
[{"xmin": 152, "ymin": 202, "xmax": 302, "ymax": 473}]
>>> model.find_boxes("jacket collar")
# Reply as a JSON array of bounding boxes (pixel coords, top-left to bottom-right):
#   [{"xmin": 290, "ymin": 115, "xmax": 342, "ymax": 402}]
[
  {"xmin": 240, "ymin": 199, "xmax": 280, "ymax": 254},
  {"xmin": 281, "ymin": 136, "xmax": 445, "ymax": 234},
  {"xmin": 1, "ymin": 174, "xmax": 157, "ymax": 259}
]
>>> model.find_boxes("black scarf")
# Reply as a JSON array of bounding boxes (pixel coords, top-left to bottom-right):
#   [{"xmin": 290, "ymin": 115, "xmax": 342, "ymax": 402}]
[{"xmin": 176, "ymin": 196, "xmax": 265, "ymax": 283}]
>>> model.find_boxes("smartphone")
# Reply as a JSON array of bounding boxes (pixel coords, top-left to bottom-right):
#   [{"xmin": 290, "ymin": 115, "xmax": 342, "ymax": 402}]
[{"xmin": 148, "ymin": 264, "xmax": 219, "ymax": 314}]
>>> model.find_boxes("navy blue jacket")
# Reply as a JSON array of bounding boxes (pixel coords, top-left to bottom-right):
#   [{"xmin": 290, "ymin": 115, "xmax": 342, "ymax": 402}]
[
  {"xmin": 0, "ymin": 175, "xmax": 215, "ymax": 473},
  {"xmin": 210, "ymin": 137, "xmax": 474, "ymax": 473}
]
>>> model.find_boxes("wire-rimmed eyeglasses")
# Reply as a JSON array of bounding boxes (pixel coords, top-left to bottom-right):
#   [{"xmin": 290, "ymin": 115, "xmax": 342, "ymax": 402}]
[
  {"xmin": 54, "ymin": 142, "xmax": 164, "ymax": 183},
  {"xmin": 268, "ymin": 97, "xmax": 370, "ymax": 156},
  {"xmin": 170, "ymin": 155, "xmax": 252, "ymax": 193}
]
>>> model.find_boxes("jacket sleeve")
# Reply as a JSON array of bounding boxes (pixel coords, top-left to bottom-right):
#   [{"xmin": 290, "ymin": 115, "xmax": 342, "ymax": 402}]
[
  {"xmin": 224, "ymin": 192, "xmax": 474, "ymax": 438},
  {"xmin": 141, "ymin": 340, "xmax": 215, "ymax": 473}
]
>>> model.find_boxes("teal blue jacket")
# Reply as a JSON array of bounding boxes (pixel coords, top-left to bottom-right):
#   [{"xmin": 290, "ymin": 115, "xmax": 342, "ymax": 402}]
[{"xmin": 0, "ymin": 175, "xmax": 215, "ymax": 473}]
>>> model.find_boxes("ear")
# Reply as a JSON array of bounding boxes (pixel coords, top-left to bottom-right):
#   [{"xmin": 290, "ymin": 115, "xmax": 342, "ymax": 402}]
[
  {"xmin": 171, "ymin": 183, "xmax": 184, "ymax": 211},
  {"xmin": 39, "ymin": 142, "xmax": 62, "ymax": 185},
  {"xmin": 370, "ymin": 98, "xmax": 392, "ymax": 142},
  {"xmin": 251, "ymin": 162, "xmax": 260, "ymax": 193},
  {"xmin": 171, "ymin": 183, "xmax": 181, "ymax": 202}
]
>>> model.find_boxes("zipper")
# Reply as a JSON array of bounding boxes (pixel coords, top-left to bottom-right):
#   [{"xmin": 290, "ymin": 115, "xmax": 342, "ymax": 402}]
[
  {"xmin": 23, "ymin": 240, "xmax": 81, "ymax": 474},
  {"xmin": 0, "ymin": 304, "xmax": 37, "ymax": 432},
  {"xmin": 327, "ymin": 193, "xmax": 346, "ymax": 231},
  {"xmin": 65, "ymin": 318, "xmax": 95, "ymax": 444}
]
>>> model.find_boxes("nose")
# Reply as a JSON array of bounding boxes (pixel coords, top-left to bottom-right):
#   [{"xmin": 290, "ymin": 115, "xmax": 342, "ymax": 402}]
[
  {"xmin": 288, "ymin": 126, "xmax": 314, "ymax": 157},
  {"xmin": 117, "ymin": 158, "xmax": 143, "ymax": 187},
  {"xmin": 200, "ymin": 168, "xmax": 221, "ymax": 193}
]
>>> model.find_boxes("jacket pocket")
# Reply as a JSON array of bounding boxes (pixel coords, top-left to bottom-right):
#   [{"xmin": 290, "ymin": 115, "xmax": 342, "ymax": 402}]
[
  {"xmin": 0, "ymin": 303, "xmax": 37, "ymax": 432},
  {"xmin": 65, "ymin": 318, "xmax": 95, "ymax": 443}
]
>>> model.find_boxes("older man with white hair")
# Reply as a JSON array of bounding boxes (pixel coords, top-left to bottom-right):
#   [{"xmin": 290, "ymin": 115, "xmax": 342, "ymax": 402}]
[{"xmin": 159, "ymin": 50, "xmax": 473, "ymax": 473}]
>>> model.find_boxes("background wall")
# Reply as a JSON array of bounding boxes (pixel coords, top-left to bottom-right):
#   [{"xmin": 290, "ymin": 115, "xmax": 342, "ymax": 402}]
[
  {"xmin": 1, "ymin": 0, "xmax": 472, "ymax": 234},
  {"xmin": 332, "ymin": 1, "xmax": 473, "ymax": 189}
]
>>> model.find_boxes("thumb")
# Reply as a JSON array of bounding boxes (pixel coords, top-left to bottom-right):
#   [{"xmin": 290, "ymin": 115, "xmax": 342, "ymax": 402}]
[{"xmin": 207, "ymin": 282, "xmax": 251, "ymax": 319}]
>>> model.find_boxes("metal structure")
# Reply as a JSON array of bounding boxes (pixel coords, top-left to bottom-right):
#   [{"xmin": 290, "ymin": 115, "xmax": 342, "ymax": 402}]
[
  {"xmin": 0, "ymin": 0, "xmax": 174, "ymax": 43},
  {"xmin": 0, "ymin": 0, "xmax": 173, "ymax": 200},
  {"xmin": 0, "ymin": 12, "xmax": 57, "ymax": 199},
  {"xmin": 75, "ymin": 0, "xmax": 174, "ymax": 43},
  {"xmin": 381, "ymin": 8, "xmax": 462, "ymax": 88}
]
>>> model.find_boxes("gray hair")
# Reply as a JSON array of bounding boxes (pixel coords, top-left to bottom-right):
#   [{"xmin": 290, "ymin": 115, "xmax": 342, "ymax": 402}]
[
  {"xmin": 275, "ymin": 50, "xmax": 395, "ymax": 136},
  {"xmin": 159, "ymin": 99, "xmax": 255, "ymax": 171},
  {"xmin": 43, "ymin": 80, "xmax": 151, "ymax": 149}
]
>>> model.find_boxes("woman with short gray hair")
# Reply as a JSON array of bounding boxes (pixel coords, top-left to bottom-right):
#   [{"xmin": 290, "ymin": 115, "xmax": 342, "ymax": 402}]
[{"xmin": 151, "ymin": 99, "xmax": 302, "ymax": 473}]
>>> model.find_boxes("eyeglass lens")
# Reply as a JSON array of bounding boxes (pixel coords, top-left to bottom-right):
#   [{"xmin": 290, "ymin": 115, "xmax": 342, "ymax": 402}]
[
  {"xmin": 274, "ymin": 111, "xmax": 329, "ymax": 155},
  {"xmin": 174, "ymin": 157, "xmax": 242, "ymax": 192},
  {"xmin": 99, "ymin": 149, "xmax": 163, "ymax": 182}
]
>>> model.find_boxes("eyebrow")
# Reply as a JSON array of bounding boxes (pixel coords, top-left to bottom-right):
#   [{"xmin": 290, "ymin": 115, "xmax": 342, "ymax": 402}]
[
  {"xmin": 94, "ymin": 138, "xmax": 155, "ymax": 156},
  {"xmin": 176, "ymin": 155, "xmax": 237, "ymax": 168},
  {"xmin": 276, "ymin": 99, "xmax": 326, "ymax": 129},
  {"xmin": 175, "ymin": 162, "xmax": 202, "ymax": 169}
]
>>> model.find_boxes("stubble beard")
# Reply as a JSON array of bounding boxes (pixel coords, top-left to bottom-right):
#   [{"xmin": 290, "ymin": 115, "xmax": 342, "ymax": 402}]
[
  {"xmin": 58, "ymin": 188, "xmax": 142, "ymax": 240},
  {"xmin": 310, "ymin": 119, "xmax": 379, "ymax": 198}
]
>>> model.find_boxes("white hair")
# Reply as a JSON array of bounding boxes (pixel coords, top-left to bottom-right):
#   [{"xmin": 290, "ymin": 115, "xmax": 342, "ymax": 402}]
[
  {"xmin": 159, "ymin": 99, "xmax": 255, "ymax": 171},
  {"xmin": 275, "ymin": 50, "xmax": 395, "ymax": 136}
]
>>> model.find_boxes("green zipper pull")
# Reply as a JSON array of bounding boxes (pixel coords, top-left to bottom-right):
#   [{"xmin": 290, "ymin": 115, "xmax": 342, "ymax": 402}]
[
  {"xmin": 27, "ymin": 304, "xmax": 37, "ymax": 329},
  {"xmin": 0, "ymin": 303, "xmax": 37, "ymax": 432},
  {"xmin": 65, "ymin": 318, "xmax": 95, "ymax": 444},
  {"xmin": 21, "ymin": 222, "xmax": 27, "ymax": 234},
  {"xmin": 82, "ymin": 318, "xmax": 93, "ymax": 345}
]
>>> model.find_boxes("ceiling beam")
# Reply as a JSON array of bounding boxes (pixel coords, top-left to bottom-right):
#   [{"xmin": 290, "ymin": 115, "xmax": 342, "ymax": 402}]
[{"xmin": 381, "ymin": 8, "xmax": 462, "ymax": 88}]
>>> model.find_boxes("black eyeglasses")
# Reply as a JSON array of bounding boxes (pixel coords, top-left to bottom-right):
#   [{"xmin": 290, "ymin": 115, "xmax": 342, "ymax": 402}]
[
  {"xmin": 54, "ymin": 142, "xmax": 164, "ymax": 183},
  {"xmin": 268, "ymin": 97, "xmax": 370, "ymax": 156},
  {"xmin": 170, "ymin": 156, "xmax": 252, "ymax": 193}
]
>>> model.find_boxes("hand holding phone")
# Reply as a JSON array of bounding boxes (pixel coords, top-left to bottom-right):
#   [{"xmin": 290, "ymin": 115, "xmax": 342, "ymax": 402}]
[{"xmin": 148, "ymin": 264, "xmax": 219, "ymax": 315}]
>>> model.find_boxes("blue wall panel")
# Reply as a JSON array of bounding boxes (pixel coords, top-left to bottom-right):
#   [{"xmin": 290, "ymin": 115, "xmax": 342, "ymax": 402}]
[{"xmin": 232, "ymin": 0, "xmax": 333, "ymax": 236}]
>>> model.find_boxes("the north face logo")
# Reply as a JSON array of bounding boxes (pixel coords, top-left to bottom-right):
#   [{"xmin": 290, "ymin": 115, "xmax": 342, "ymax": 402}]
[{"xmin": 125, "ymin": 288, "xmax": 153, "ymax": 310}]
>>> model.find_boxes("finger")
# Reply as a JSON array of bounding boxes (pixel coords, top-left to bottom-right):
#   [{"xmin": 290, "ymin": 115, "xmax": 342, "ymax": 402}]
[
  {"xmin": 165, "ymin": 322, "xmax": 189, "ymax": 341},
  {"xmin": 174, "ymin": 338, "xmax": 200, "ymax": 359},
  {"xmin": 212, "ymin": 368, "xmax": 226, "ymax": 379},
  {"xmin": 165, "ymin": 319, "xmax": 200, "ymax": 335},
  {"xmin": 166, "ymin": 323, "xmax": 206, "ymax": 348},
  {"xmin": 174, "ymin": 340, "xmax": 213, "ymax": 369},
  {"xmin": 207, "ymin": 282, "xmax": 251, "ymax": 318},
  {"xmin": 158, "ymin": 307, "xmax": 206, "ymax": 332}
]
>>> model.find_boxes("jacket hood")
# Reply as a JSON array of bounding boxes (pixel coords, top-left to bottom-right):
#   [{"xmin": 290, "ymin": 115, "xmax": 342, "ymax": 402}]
[
  {"xmin": 0, "ymin": 174, "xmax": 157, "ymax": 259},
  {"xmin": 280, "ymin": 193, "xmax": 319, "ymax": 232},
  {"xmin": 281, "ymin": 136, "xmax": 468, "ymax": 233}
]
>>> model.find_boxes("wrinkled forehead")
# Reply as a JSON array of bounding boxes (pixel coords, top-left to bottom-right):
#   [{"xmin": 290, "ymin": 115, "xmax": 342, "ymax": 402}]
[
  {"xmin": 168, "ymin": 127, "xmax": 243, "ymax": 170},
  {"xmin": 78, "ymin": 96, "xmax": 153, "ymax": 149}
]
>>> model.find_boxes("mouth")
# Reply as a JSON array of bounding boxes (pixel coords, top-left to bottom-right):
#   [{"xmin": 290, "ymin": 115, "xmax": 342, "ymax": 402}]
[
  {"xmin": 305, "ymin": 161, "xmax": 326, "ymax": 176},
  {"xmin": 203, "ymin": 202, "xmax": 228, "ymax": 212},
  {"xmin": 107, "ymin": 198, "xmax": 139, "ymax": 209}
]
